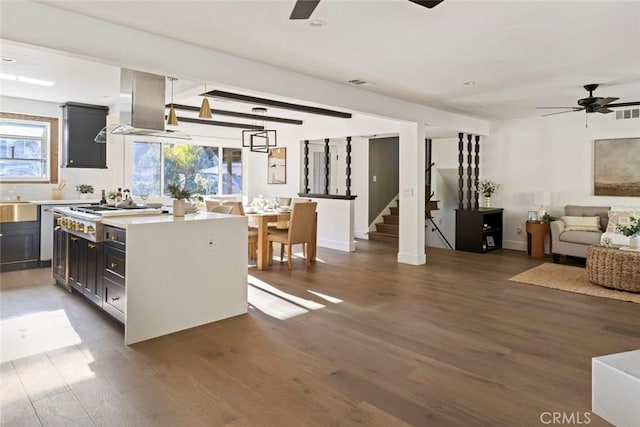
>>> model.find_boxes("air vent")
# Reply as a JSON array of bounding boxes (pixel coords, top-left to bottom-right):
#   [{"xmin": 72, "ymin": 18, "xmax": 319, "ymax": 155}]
[
  {"xmin": 348, "ymin": 78, "xmax": 372, "ymax": 86},
  {"xmin": 615, "ymin": 109, "xmax": 640, "ymax": 120}
]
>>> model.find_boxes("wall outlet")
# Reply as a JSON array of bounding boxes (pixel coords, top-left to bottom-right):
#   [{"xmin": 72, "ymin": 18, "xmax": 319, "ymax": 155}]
[
  {"xmin": 207, "ymin": 236, "xmax": 215, "ymax": 250},
  {"xmin": 516, "ymin": 227, "xmax": 522, "ymax": 235},
  {"xmin": 372, "ymin": 175, "xmax": 377, "ymax": 182}
]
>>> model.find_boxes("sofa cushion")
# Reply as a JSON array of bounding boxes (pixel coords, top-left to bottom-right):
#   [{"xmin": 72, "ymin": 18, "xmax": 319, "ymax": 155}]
[
  {"xmin": 562, "ymin": 216, "xmax": 601, "ymax": 232},
  {"xmin": 559, "ymin": 230, "xmax": 602, "ymax": 245},
  {"xmin": 606, "ymin": 209, "xmax": 640, "ymax": 234},
  {"xmin": 565, "ymin": 205, "xmax": 610, "ymax": 231}
]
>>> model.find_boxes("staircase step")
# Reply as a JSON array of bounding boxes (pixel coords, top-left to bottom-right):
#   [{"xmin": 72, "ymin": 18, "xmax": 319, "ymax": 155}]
[
  {"xmin": 368, "ymin": 231, "xmax": 399, "ymax": 244},
  {"xmin": 389, "ymin": 206, "xmax": 399, "ymax": 216},
  {"xmin": 426, "ymin": 200, "xmax": 439, "ymax": 211},
  {"xmin": 375, "ymin": 223, "xmax": 398, "ymax": 235},
  {"xmin": 383, "ymin": 214, "xmax": 399, "ymax": 225}
]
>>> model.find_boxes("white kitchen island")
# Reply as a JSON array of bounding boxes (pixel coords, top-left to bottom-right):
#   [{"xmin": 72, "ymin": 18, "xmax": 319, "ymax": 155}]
[{"xmin": 102, "ymin": 212, "xmax": 248, "ymax": 345}]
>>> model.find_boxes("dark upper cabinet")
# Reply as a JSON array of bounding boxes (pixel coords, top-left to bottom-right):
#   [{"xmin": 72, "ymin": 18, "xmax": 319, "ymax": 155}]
[{"xmin": 61, "ymin": 102, "xmax": 109, "ymax": 168}]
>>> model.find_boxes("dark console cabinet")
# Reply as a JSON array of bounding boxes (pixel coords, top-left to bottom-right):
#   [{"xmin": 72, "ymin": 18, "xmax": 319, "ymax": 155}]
[
  {"xmin": 455, "ymin": 208, "xmax": 504, "ymax": 253},
  {"xmin": 61, "ymin": 102, "xmax": 109, "ymax": 168},
  {"xmin": 0, "ymin": 220, "xmax": 40, "ymax": 272}
]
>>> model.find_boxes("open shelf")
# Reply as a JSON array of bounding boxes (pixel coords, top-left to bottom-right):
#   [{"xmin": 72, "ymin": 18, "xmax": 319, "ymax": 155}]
[{"xmin": 455, "ymin": 208, "xmax": 504, "ymax": 253}]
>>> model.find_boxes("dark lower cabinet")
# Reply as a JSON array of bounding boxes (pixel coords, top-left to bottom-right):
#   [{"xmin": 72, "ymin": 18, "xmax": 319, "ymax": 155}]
[
  {"xmin": 68, "ymin": 236, "xmax": 103, "ymax": 307},
  {"xmin": 68, "ymin": 236, "xmax": 85, "ymax": 293},
  {"xmin": 0, "ymin": 221, "xmax": 41, "ymax": 272},
  {"xmin": 102, "ymin": 226, "xmax": 126, "ymax": 323},
  {"xmin": 84, "ymin": 241, "xmax": 103, "ymax": 307},
  {"xmin": 455, "ymin": 208, "xmax": 504, "ymax": 253}
]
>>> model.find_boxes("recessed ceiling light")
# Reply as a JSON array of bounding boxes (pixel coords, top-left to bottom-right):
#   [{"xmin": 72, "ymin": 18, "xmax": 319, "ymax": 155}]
[
  {"xmin": 310, "ymin": 20, "xmax": 326, "ymax": 27},
  {"xmin": 0, "ymin": 73, "xmax": 55, "ymax": 86},
  {"xmin": 1, "ymin": 57, "xmax": 16, "ymax": 63},
  {"xmin": 463, "ymin": 81, "xmax": 477, "ymax": 86}
]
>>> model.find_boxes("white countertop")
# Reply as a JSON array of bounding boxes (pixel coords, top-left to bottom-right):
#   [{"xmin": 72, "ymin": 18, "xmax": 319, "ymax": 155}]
[
  {"xmin": 32, "ymin": 199, "xmax": 100, "ymax": 205},
  {"xmin": 102, "ymin": 211, "xmax": 243, "ymax": 228}
]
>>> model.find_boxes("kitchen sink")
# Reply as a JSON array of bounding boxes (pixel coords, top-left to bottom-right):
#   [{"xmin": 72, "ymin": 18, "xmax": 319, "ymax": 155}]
[{"xmin": 0, "ymin": 202, "xmax": 38, "ymax": 222}]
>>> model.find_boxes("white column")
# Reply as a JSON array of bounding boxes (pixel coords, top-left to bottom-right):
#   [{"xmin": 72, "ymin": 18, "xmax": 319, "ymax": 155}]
[{"xmin": 397, "ymin": 122, "xmax": 426, "ymax": 265}]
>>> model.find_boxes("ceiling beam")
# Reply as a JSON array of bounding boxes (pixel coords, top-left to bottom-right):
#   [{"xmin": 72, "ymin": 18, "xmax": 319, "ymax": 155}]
[
  {"xmin": 203, "ymin": 90, "xmax": 353, "ymax": 119},
  {"xmin": 166, "ymin": 115, "xmax": 264, "ymax": 130},
  {"xmin": 167, "ymin": 103, "xmax": 303, "ymax": 125}
]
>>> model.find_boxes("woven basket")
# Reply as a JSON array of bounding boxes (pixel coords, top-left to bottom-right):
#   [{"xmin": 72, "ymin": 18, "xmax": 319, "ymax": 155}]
[{"xmin": 586, "ymin": 246, "xmax": 640, "ymax": 292}]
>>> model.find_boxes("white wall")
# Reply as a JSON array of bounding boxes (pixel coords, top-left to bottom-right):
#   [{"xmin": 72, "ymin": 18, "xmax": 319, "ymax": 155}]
[{"xmin": 486, "ymin": 113, "xmax": 640, "ymax": 251}]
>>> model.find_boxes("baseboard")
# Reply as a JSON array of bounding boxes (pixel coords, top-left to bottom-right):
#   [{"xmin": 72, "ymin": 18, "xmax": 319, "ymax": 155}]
[
  {"xmin": 355, "ymin": 231, "xmax": 369, "ymax": 240},
  {"xmin": 397, "ymin": 252, "xmax": 426, "ymax": 265},
  {"xmin": 317, "ymin": 238, "xmax": 356, "ymax": 252},
  {"xmin": 503, "ymin": 240, "xmax": 527, "ymax": 251}
]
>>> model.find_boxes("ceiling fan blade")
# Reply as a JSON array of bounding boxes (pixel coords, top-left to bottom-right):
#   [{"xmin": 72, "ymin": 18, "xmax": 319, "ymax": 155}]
[
  {"xmin": 542, "ymin": 109, "xmax": 584, "ymax": 117},
  {"xmin": 536, "ymin": 107, "xmax": 582, "ymax": 110},
  {"xmin": 596, "ymin": 107, "xmax": 614, "ymax": 114},
  {"xmin": 606, "ymin": 101, "xmax": 640, "ymax": 108},
  {"xmin": 408, "ymin": 0, "xmax": 445, "ymax": 9},
  {"xmin": 290, "ymin": 0, "xmax": 321, "ymax": 20}
]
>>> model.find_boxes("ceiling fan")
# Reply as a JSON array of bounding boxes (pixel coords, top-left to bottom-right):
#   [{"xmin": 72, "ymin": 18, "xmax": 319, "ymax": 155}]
[
  {"xmin": 289, "ymin": 0, "xmax": 444, "ymax": 20},
  {"xmin": 537, "ymin": 84, "xmax": 640, "ymax": 117}
]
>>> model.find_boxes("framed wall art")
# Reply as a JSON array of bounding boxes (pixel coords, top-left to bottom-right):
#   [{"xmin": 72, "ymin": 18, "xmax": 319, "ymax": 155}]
[
  {"xmin": 594, "ymin": 138, "xmax": 640, "ymax": 197},
  {"xmin": 268, "ymin": 147, "xmax": 286, "ymax": 184}
]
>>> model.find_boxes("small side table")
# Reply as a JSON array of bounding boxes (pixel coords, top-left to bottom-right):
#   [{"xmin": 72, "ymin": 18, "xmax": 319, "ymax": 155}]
[{"xmin": 526, "ymin": 221, "xmax": 551, "ymax": 258}]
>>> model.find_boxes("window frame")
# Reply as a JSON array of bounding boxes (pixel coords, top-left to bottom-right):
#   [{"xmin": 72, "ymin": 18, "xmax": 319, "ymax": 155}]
[{"xmin": 0, "ymin": 112, "xmax": 59, "ymax": 184}]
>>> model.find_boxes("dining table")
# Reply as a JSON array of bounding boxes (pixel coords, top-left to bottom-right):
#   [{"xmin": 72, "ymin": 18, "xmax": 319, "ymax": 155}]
[{"xmin": 246, "ymin": 210, "xmax": 317, "ymax": 270}]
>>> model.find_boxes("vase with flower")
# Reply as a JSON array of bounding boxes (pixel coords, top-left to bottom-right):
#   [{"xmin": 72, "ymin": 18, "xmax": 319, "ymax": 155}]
[
  {"xmin": 167, "ymin": 182, "xmax": 191, "ymax": 217},
  {"xmin": 617, "ymin": 216, "xmax": 640, "ymax": 249},
  {"xmin": 478, "ymin": 179, "xmax": 500, "ymax": 208}
]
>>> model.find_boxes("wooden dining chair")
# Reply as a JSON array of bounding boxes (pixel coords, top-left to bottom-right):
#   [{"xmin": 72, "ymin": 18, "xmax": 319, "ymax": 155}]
[
  {"xmin": 205, "ymin": 200, "xmax": 222, "ymax": 212},
  {"xmin": 268, "ymin": 202, "xmax": 317, "ymax": 269},
  {"xmin": 209, "ymin": 205, "xmax": 234, "ymax": 214},
  {"xmin": 222, "ymin": 201, "xmax": 259, "ymax": 259}
]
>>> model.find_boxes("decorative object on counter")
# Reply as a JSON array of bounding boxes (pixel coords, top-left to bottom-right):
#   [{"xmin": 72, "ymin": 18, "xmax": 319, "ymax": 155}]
[
  {"xmin": 52, "ymin": 180, "xmax": 65, "ymax": 200},
  {"xmin": 527, "ymin": 210, "xmax": 537, "ymax": 222},
  {"xmin": 99, "ymin": 190, "xmax": 107, "ymax": 206},
  {"xmin": 76, "ymin": 184, "xmax": 94, "ymax": 199},
  {"xmin": 616, "ymin": 216, "xmax": 640, "ymax": 249},
  {"xmin": 116, "ymin": 188, "xmax": 123, "ymax": 203},
  {"xmin": 479, "ymin": 179, "xmax": 499, "ymax": 208},
  {"xmin": 106, "ymin": 190, "xmax": 117, "ymax": 206},
  {"xmin": 167, "ymin": 178, "xmax": 191, "ymax": 217}
]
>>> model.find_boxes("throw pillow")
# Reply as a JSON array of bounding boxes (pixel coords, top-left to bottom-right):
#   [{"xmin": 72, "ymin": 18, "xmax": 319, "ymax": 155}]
[
  {"xmin": 562, "ymin": 216, "xmax": 601, "ymax": 232},
  {"xmin": 606, "ymin": 209, "xmax": 640, "ymax": 234}
]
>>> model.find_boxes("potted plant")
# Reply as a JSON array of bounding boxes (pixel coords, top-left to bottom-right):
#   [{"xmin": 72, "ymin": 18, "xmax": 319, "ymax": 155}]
[
  {"xmin": 167, "ymin": 182, "xmax": 191, "ymax": 217},
  {"xmin": 478, "ymin": 179, "xmax": 500, "ymax": 208},
  {"xmin": 76, "ymin": 184, "xmax": 94, "ymax": 199},
  {"xmin": 617, "ymin": 216, "xmax": 640, "ymax": 249}
]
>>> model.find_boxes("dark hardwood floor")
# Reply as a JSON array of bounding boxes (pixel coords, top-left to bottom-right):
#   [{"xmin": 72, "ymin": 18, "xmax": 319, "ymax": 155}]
[{"xmin": 1, "ymin": 240, "xmax": 637, "ymax": 426}]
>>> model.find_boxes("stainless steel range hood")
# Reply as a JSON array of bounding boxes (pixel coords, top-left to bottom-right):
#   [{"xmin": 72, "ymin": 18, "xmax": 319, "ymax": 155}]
[{"xmin": 95, "ymin": 69, "xmax": 190, "ymax": 142}]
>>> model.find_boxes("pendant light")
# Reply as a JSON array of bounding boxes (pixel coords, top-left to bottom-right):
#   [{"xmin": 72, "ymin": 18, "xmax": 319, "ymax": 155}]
[
  {"xmin": 198, "ymin": 83, "xmax": 212, "ymax": 119},
  {"xmin": 167, "ymin": 77, "xmax": 178, "ymax": 126}
]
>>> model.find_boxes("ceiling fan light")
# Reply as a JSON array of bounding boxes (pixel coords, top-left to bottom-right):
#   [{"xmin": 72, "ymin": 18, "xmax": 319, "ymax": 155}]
[
  {"xmin": 198, "ymin": 97, "xmax": 212, "ymax": 119},
  {"xmin": 167, "ymin": 105, "xmax": 179, "ymax": 126}
]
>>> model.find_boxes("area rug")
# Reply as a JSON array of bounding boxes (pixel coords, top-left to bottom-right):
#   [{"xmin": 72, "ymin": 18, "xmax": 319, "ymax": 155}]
[{"xmin": 509, "ymin": 263, "xmax": 640, "ymax": 304}]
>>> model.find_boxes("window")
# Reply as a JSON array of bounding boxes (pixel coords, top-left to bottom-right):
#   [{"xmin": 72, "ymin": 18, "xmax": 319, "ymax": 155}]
[
  {"xmin": 132, "ymin": 141, "xmax": 241, "ymax": 196},
  {"xmin": 222, "ymin": 148, "xmax": 242, "ymax": 194},
  {"xmin": 0, "ymin": 113, "xmax": 58, "ymax": 183}
]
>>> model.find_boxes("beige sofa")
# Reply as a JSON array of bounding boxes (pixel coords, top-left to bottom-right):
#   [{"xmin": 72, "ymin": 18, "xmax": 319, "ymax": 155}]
[{"xmin": 550, "ymin": 205, "xmax": 610, "ymax": 263}]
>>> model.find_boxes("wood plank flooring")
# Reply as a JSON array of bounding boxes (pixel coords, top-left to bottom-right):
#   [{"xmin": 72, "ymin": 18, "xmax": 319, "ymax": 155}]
[{"xmin": 1, "ymin": 241, "xmax": 638, "ymax": 426}]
